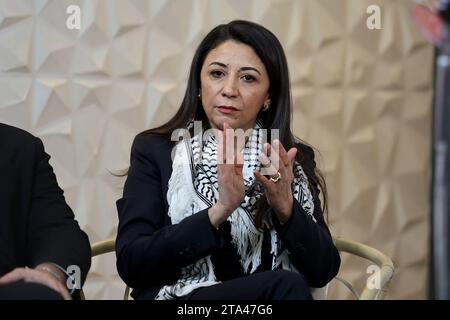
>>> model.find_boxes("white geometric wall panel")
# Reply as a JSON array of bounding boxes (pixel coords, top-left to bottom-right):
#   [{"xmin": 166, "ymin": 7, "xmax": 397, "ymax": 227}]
[{"xmin": 0, "ymin": 0, "xmax": 433, "ymax": 299}]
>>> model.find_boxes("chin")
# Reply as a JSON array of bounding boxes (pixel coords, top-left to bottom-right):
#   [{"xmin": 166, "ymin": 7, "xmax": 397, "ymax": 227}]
[{"xmin": 212, "ymin": 117, "xmax": 238, "ymax": 129}]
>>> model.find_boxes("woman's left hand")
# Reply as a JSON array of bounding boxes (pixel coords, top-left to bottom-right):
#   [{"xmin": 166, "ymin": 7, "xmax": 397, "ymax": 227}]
[{"xmin": 254, "ymin": 139, "xmax": 297, "ymax": 223}]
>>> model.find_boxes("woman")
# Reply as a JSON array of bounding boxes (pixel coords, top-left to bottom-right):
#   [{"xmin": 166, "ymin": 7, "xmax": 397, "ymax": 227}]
[{"xmin": 116, "ymin": 20, "xmax": 340, "ymax": 300}]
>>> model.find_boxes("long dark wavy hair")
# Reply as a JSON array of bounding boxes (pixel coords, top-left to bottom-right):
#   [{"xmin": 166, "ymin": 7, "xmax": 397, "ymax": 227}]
[{"xmin": 142, "ymin": 20, "xmax": 329, "ymax": 227}]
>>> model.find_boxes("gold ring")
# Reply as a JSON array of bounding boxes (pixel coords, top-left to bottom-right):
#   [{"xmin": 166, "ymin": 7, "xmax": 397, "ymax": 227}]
[{"xmin": 270, "ymin": 171, "xmax": 282, "ymax": 183}]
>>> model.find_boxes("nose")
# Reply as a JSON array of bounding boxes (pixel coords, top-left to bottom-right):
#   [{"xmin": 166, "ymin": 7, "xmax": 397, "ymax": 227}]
[{"xmin": 221, "ymin": 76, "xmax": 238, "ymax": 98}]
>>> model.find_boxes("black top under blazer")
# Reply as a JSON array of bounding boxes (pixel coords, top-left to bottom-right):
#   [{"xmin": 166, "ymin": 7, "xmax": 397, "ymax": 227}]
[
  {"xmin": 116, "ymin": 133, "xmax": 341, "ymax": 299},
  {"xmin": 0, "ymin": 123, "xmax": 91, "ymax": 288}
]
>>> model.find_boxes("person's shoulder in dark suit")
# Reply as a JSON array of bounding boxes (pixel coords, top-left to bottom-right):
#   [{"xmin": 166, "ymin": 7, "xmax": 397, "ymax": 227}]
[
  {"xmin": 127, "ymin": 131, "xmax": 175, "ymax": 178},
  {"xmin": 131, "ymin": 131, "xmax": 175, "ymax": 159},
  {"xmin": 0, "ymin": 122, "xmax": 40, "ymax": 162},
  {"xmin": 0, "ymin": 123, "xmax": 91, "ymax": 296}
]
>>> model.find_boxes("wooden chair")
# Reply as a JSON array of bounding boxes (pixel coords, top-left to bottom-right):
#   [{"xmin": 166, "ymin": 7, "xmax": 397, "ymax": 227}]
[
  {"xmin": 81, "ymin": 237, "xmax": 394, "ymax": 300},
  {"xmin": 333, "ymin": 238, "xmax": 395, "ymax": 300},
  {"xmin": 80, "ymin": 239, "xmax": 130, "ymax": 300}
]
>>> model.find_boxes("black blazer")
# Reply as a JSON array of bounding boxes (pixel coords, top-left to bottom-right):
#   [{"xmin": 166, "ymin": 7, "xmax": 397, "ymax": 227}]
[
  {"xmin": 0, "ymin": 123, "xmax": 91, "ymax": 288},
  {"xmin": 116, "ymin": 133, "xmax": 340, "ymax": 299}
]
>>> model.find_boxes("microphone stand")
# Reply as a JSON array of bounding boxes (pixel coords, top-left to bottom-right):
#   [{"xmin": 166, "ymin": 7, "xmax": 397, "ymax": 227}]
[{"xmin": 432, "ymin": 22, "xmax": 450, "ymax": 300}]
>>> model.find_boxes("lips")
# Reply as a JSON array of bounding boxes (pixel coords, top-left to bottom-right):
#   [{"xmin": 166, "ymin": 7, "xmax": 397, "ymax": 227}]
[{"xmin": 217, "ymin": 105, "xmax": 239, "ymax": 114}]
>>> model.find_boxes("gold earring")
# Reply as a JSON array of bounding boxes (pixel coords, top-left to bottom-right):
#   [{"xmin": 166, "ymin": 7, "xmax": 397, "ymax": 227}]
[{"xmin": 263, "ymin": 99, "xmax": 271, "ymax": 111}]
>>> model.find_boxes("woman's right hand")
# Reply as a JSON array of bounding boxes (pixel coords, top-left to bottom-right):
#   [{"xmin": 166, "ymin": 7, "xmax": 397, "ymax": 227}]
[{"xmin": 208, "ymin": 122, "xmax": 245, "ymax": 229}]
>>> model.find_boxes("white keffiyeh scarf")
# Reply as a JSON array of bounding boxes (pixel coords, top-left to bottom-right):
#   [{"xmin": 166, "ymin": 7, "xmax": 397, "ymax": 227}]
[{"xmin": 155, "ymin": 120, "xmax": 325, "ymax": 300}]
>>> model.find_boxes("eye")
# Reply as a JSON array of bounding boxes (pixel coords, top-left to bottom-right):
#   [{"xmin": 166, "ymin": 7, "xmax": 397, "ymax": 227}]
[
  {"xmin": 241, "ymin": 74, "xmax": 256, "ymax": 82},
  {"xmin": 210, "ymin": 70, "xmax": 224, "ymax": 78}
]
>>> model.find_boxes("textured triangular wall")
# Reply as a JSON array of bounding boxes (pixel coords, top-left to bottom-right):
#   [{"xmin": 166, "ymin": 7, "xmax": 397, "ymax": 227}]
[{"xmin": 0, "ymin": 0, "xmax": 432, "ymax": 299}]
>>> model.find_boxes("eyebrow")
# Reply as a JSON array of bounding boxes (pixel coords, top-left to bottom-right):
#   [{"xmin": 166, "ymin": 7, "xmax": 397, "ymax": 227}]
[{"xmin": 208, "ymin": 62, "xmax": 261, "ymax": 75}]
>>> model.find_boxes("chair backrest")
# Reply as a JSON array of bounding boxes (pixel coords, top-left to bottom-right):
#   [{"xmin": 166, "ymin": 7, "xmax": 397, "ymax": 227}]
[
  {"xmin": 333, "ymin": 237, "xmax": 395, "ymax": 300},
  {"xmin": 80, "ymin": 239, "xmax": 130, "ymax": 300},
  {"xmin": 81, "ymin": 237, "xmax": 395, "ymax": 300}
]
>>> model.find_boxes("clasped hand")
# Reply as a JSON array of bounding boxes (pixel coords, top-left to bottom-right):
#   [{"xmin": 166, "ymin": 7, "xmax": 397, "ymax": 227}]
[{"xmin": 0, "ymin": 263, "xmax": 71, "ymax": 300}]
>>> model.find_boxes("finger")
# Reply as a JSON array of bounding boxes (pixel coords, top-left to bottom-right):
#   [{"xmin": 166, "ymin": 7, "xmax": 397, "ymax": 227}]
[
  {"xmin": 265, "ymin": 142, "xmax": 283, "ymax": 177},
  {"xmin": 259, "ymin": 149, "xmax": 271, "ymax": 167},
  {"xmin": 273, "ymin": 139, "xmax": 290, "ymax": 169},
  {"xmin": 261, "ymin": 144, "xmax": 273, "ymax": 166},
  {"xmin": 218, "ymin": 128, "xmax": 234, "ymax": 180},
  {"xmin": 224, "ymin": 123, "xmax": 234, "ymax": 165},
  {"xmin": 234, "ymin": 148, "xmax": 244, "ymax": 175},
  {"xmin": 264, "ymin": 143, "xmax": 271, "ymax": 157},
  {"xmin": 235, "ymin": 130, "xmax": 247, "ymax": 155},
  {"xmin": 56, "ymin": 284, "xmax": 71, "ymax": 300},
  {"xmin": 254, "ymin": 171, "xmax": 273, "ymax": 190},
  {"xmin": 62, "ymin": 290, "xmax": 72, "ymax": 300},
  {"xmin": 217, "ymin": 129, "xmax": 225, "ymax": 165},
  {"xmin": 266, "ymin": 142, "xmax": 281, "ymax": 174},
  {"xmin": 259, "ymin": 152, "xmax": 277, "ymax": 176},
  {"xmin": 0, "ymin": 268, "xmax": 26, "ymax": 285},
  {"xmin": 287, "ymin": 147, "xmax": 297, "ymax": 165}
]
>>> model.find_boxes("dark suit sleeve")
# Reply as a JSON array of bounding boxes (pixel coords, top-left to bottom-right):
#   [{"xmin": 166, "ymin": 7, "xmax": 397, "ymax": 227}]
[
  {"xmin": 26, "ymin": 137, "xmax": 91, "ymax": 286},
  {"xmin": 116, "ymin": 135, "xmax": 222, "ymax": 289},
  {"xmin": 272, "ymin": 147, "xmax": 340, "ymax": 288}
]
